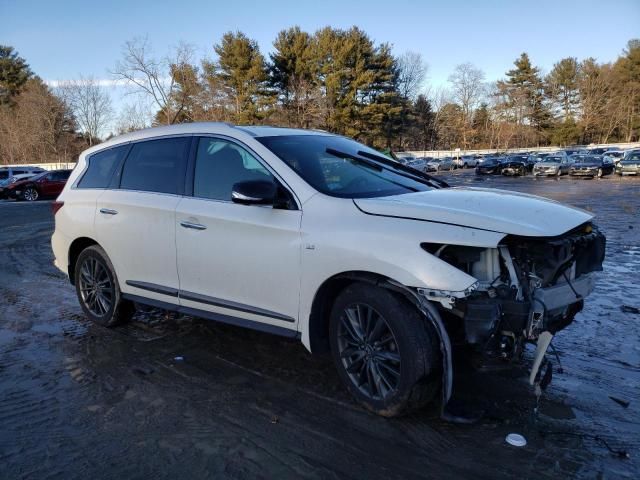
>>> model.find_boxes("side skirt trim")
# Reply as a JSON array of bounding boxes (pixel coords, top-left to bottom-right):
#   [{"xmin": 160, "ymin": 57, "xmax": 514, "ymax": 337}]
[
  {"xmin": 122, "ymin": 293, "xmax": 299, "ymax": 339},
  {"xmin": 125, "ymin": 280, "xmax": 295, "ymax": 323}
]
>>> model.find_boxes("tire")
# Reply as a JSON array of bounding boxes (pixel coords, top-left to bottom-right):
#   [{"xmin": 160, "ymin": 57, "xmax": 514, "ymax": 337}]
[
  {"xmin": 597, "ymin": 168, "xmax": 603, "ymax": 178},
  {"xmin": 556, "ymin": 169, "xmax": 561, "ymax": 177},
  {"xmin": 22, "ymin": 187, "xmax": 39, "ymax": 202},
  {"xmin": 463, "ymin": 163, "xmax": 468, "ymax": 169},
  {"xmin": 74, "ymin": 245, "xmax": 135, "ymax": 327},
  {"xmin": 329, "ymin": 282, "xmax": 441, "ymax": 417}
]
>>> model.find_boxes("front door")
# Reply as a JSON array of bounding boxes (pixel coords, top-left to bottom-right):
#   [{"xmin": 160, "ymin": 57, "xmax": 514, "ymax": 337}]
[{"xmin": 176, "ymin": 137, "xmax": 302, "ymax": 331}]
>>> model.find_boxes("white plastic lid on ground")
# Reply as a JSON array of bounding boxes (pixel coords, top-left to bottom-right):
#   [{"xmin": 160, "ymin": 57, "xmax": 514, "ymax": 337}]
[{"xmin": 505, "ymin": 433, "xmax": 527, "ymax": 447}]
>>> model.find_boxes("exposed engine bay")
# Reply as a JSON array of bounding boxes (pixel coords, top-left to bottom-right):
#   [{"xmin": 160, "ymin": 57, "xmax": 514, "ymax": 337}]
[{"xmin": 420, "ymin": 222, "xmax": 606, "ymax": 381}]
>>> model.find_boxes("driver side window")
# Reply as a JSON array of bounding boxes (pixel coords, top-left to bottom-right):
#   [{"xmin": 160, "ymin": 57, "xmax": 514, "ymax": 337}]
[{"xmin": 193, "ymin": 138, "xmax": 274, "ymax": 201}]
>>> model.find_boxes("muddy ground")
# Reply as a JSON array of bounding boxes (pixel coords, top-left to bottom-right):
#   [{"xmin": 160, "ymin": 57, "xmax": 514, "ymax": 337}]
[{"xmin": 0, "ymin": 171, "xmax": 638, "ymax": 479}]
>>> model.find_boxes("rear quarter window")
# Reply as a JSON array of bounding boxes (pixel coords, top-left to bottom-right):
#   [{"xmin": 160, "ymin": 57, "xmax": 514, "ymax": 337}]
[
  {"xmin": 119, "ymin": 137, "xmax": 190, "ymax": 195},
  {"xmin": 78, "ymin": 145, "xmax": 129, "ymax": 189}
]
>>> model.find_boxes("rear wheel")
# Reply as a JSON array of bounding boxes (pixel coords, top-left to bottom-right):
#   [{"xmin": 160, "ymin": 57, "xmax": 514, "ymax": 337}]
[
  {"xmin": 329, "ymin": 282, "xmax": 441, "ymax": 417},
  {"xmin": 23, "ymin": 187, "xmax": 39, "ymax": 201},
  {"xmin": 75, "ymin": 245, "xmax": 135, "ymax": 327}
]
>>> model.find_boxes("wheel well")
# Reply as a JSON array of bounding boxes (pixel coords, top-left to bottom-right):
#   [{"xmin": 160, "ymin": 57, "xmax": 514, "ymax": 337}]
[
  {"xmin": 67, "ymin": 237, "xmax": 99, "ymax": 284},
  {"xmin": 308, "ymin": 271, "xmax": 395, "ymax": 354}
]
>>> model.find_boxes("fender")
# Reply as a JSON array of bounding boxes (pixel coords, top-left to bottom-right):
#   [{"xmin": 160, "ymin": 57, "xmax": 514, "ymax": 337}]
[{"xmin": 386, "ymin": 280, "xmax": 453, "ymax": 410}]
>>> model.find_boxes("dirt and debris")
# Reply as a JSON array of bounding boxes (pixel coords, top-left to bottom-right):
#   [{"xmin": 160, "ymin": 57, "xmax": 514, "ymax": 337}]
[
  {"xmin": 621, "ymin": 305, "xmax": 640, "ymax": 314},
  {"xmin": 0, "ymin": 172, "xmax": 638, "ymax": 479}
]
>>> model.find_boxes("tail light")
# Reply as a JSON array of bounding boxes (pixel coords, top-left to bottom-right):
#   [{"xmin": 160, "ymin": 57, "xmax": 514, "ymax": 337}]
[{"xmin": 51, "ymin": 201, "xmax": 64, "ymax": 216}]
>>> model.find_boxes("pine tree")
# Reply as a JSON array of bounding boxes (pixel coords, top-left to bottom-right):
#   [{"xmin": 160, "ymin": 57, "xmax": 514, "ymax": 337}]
[
  {"xmin": 0, "ymin": 46, "xmax": 32, "ymax": 105},
  {"xmin": 546, "ymin": 57, "xmax": 580, "ymax": 120},
  {"xmin": 206, "ymin": 32, "xmax": 271, "ymax": 124},
  {"xmin": 269, "ymin": 27, "xmax": 320, "ymax": 127}
]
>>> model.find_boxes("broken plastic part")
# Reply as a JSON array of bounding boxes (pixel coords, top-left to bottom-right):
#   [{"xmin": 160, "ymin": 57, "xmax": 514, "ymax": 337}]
[{"xmin": 529, "ymin": 331, "xmax": 553, "ymax": 385}]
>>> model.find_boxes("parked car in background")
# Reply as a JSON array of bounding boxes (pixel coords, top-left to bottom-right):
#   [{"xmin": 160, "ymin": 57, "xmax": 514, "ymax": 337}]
[
  {"xmin": 569, "ymin": 155, "xmax": 614, "ymax": 178},
  {"xmin": 533, "ymin": 154, "xmax": 573, "ymax": 177},
  {"xmin": 8, "ymin": 169, "xmax": 72, "ymax": 201},
  {"xmin": 500, "ymin": 156, "xmax": 528, "ymax": 176},
  {"xmin": 395, "ymin": 154, "xmax": 416, "ymax": 166},
  {"xmin": 407, "ymin": 157, "xmax": 427, "ymax": 172},
  {"xmin": 0, "ymin": 166, "xmax": 45, "ymax": 183},
  {"xmin": 51, "ymin": 123, "xmax": 605, "ymax": 417},
  {"xmin": 615, "ymin": 152, "xmax": 640, "ymax": 176},
  {"xmin": 603, "ymin": 150, "xmax": 625, "ymax": 165},
  {"xmin": 0, "ymin": 173, "xmax": 37, "ymax": 198},
  {"xmin": 426, "ymin": 157, "xmax": 455, "ymax": 172},
  {"xmin": 587, "ymin": 147, "xmax": 610, "ymax": 155},
  {"xmin": 454, "ymin": 155, "xmax": 480, "ymax": 168},
  {"xmin": 623, "ymin": 149, "xmax": 640, "ymax": 161},
  {"xmin": 475, "ymin": 157, "xmax": 503, "ymax": 175}
]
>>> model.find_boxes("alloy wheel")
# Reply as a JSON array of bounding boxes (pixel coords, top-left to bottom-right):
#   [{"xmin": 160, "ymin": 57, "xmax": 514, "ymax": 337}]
[
  {"xmin": 337, "ymin": 303, "xmax": 401, "ymax": 400},
  {"xmin": 23, "ymin": 188, "xmax": 38, "ymax": 201},
  {"xmin": 597, "ymin": 168, "xmax": 603, "ymax": 178},
  {"xmin": 78, "ymin": 257, "xmax": 114, "ymax": 317}
]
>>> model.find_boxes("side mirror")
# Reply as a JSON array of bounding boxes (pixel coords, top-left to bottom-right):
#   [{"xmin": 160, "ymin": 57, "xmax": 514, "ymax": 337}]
[{"xmin": 231, "ymin": 180, "xmax": 276, "ymax": 205}]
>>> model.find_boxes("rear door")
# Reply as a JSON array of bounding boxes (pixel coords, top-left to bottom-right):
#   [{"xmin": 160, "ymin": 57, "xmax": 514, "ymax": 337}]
[
  {"xmin": 175, "ymin": 136, "xmax": 302, "ymax": 330},
  {"xmin": 95, "ymin": 136, "xmax": 191, "ymax": 304}
]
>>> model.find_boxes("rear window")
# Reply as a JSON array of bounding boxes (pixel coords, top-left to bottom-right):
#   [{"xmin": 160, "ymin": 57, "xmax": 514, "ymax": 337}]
[
  {"xmin": 120, "ymin": 137, "xmax": 190, "ymax": 195},
  {"xmin": 78, "ymin": 145, "xmax": 129, "ymax": 189}
]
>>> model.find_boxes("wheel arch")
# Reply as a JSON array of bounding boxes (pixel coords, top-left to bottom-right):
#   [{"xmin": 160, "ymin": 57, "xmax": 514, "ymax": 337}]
[
  {"xmin": 307, "ymin": 270, "xmax": 454, "ymax": 408},
  {"xmin": 308, "ymin": 271, "xmax": 392, "ymax": 354},
  {"xmin": 67, "ymin": 237, "xmax": 100, "ymax": 284}
]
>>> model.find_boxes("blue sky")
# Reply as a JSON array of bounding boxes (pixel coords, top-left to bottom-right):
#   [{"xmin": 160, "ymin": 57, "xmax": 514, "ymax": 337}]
[{"xmin": 1, "ymin": 0, "xmax": 638, "ymax": 120}]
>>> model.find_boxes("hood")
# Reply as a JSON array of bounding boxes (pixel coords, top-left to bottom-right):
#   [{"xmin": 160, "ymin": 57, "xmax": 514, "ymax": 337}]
[{"xmin": 354, "ymin": 187, "xmax": 593, "ymax": 237}]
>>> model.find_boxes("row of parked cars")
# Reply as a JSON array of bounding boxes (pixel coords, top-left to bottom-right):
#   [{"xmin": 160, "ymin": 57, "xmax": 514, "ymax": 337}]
[
  {"xmin": 399, "ymin": 146, "xmax": 640, "ymax": 179},
  {"xmin": 0, "ymin": 166, "xmax": 72, "ymax": 201}
]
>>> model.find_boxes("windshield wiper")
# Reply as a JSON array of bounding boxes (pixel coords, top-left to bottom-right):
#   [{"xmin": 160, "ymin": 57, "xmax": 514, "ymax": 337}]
[
  {"xmin": 326, "ymin": 148, "xmax": 419, "ymax": 192},
  {"xmin": 326, "ymin": 148, "xmax": 447, "ymax": 189},
  {"xmin": 356, "ymin": 150, "xmax": 449, "ymax": 188}
]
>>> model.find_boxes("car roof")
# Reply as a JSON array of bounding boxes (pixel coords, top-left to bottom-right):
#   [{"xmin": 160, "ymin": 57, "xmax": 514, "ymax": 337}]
[{"xmin": 82, "ymin": 123, "xmax": 333, "ymax": 158}]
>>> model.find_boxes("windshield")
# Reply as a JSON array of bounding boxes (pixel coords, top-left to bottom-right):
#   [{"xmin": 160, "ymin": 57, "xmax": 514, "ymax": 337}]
[
  {"xmin": 257, "ymin": 135, "xmax": 433, "ymax": 198},
  {"xmin": 622, "ymin": 154, "xmax": 640, "ymax": 163},
  {"xmin": 542, "ymin": 156, "xmax": 563, "ymax": 163}
]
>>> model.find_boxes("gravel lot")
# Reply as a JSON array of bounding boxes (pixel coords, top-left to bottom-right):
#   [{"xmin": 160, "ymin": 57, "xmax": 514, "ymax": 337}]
[{"xmin": 0, "ymin": 171, "xmax": 638, "ymax": 479}]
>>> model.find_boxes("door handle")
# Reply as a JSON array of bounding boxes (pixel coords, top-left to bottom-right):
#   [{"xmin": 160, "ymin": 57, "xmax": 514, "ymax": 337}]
[
  {"xmin": 99, "ymin": 208, "xmax": 118, "ymax": 215},
  {"xmin": 180, "ymin": 221, "xmax": 207, "ymax": 231}
]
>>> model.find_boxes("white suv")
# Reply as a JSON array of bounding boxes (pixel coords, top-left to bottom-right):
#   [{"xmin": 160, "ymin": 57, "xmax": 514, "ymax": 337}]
[{"xmin": 52, "ymin": 123, "xmax": 605, "ymax": 416}]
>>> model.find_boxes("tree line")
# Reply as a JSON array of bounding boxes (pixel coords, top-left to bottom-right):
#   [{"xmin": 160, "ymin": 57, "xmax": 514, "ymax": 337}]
[{"xmin": 1, "ymin": 29, "xmax": 638, "ymax": 165}]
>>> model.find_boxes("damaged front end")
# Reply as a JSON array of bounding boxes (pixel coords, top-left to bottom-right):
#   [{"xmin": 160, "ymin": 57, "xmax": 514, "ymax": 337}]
[{"xmin": 421, "ymin": 222, "xmax": 605, "ymax": 383}]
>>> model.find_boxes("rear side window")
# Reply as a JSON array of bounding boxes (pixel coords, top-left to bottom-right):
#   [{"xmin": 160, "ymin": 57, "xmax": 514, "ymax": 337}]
[
  {"xmin": 78, "ymin": 145, "xmax": 129, "ymax": 189},
  {"xmin": 0, "ymin": 171, "xmax": 8, "ymax": 181},
  {"xmin": 120, "ymin": 137, "xmax": 190, "ymax": 195}
]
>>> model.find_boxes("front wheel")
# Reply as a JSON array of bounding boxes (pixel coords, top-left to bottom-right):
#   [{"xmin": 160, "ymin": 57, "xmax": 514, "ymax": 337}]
[
  {"xmin": 597, "ymin": 168, "xmax": 603, "ymax": 178},
  {"xmin": 329, "ymin": 283, "xmax": 441, "ymax": 417},
  {"xmin": 75, "ymin": 245, "xmax": 135, "ymax": 327},
  {"xmin": 22, "ymin": 187, "xmax": 39, "ymax": 201}
]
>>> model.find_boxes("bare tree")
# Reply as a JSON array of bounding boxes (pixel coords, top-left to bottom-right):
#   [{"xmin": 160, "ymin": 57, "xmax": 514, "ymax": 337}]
[
  {"xmin": 58, "ymin": 76, "xmax": 112, "ymax": 145},
  {"xmin": 114, "ymin": 99, "xmax": 154, "ymax": 135},
  {"xmin": 112, "ymin": 37, "xmax": 196, "ymax": 125},
  {"xmin": 397, "ymin": 51, "xmax": 428, "ymax": 101},
  {"xmin": 448, "ymin": 63, "xmax": 486, "ymax": 146}
]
